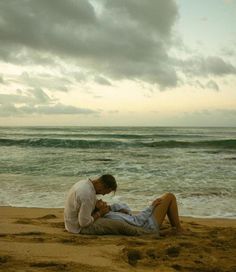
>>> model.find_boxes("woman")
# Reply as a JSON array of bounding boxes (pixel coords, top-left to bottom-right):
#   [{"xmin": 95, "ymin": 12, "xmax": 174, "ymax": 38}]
[{"xmin": 94, "ymin": 193, "xmax": 183, "ymax": 235}]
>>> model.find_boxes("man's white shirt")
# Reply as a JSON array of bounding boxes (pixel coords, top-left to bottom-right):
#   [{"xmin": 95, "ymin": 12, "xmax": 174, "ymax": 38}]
[{"xmin": 64, "ymin": 179, "xmax": 97, "ymax": 233}]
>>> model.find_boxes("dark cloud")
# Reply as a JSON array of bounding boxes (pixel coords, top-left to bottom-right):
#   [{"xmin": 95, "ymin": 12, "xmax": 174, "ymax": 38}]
[
  {"xmin": 0, "ymin": 0, "xmax": 235, "ymax": 93},
  {"xmin": 204, "ymin": 56, "xmax": 236, "ymax": 76},
  {"xmin": 175, "ymin": 56, "xmax": 236, "ymax": 77},
  {"xmin": 103, "ymin": 0, "xmax": 177, "ymax": 37},
  {"xmin": 0, "ymin": 0, "xmax": 179, "ymax": 88}
]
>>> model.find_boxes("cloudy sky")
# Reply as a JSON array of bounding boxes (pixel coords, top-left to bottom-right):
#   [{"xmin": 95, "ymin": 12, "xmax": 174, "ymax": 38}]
[{"xmin": 0, "ymin": 0, "xmax": 235, "ymax": 126}]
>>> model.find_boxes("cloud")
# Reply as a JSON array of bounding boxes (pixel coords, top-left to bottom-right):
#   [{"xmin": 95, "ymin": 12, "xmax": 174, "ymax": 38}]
[
  {"xmin": 0, "ymin": 86, "xmax": 99, "ymax": 117},
  {"xmin": 223, "ymin": 0, "xmax": 234, "ymax": 4},
  {"xmin": 29, "ymin": 87, "xmax": 52, "ymax": 103},
  {"xmin": 0, "ymin": 103, "xmax": 98, "ymax": 117},
  {"xmin": 108, "ymin": 110, "xmax": 119, "ymax": 114},
  {"xmin": 94, "ymin": 75, "xmax": 112, "ymax": 86},
  {"xmin": 206, "ymin": 80, "xmax": 219, "ymax": 91},
  {"xmin": 204, "ymin": 57, "xmax": 236, "ymax": 75},
  {"xmin": 200, "ymin": 17, "xmax": 208, "ymax": 22},
  {"xmin": 19, "ymin": 72, "xmax": 71, "ymax": 92},
  {"xmin": 0, "ymin": 74, "xmax": 4, "ymax": 84},
  {"xmin": 0, "ymin": 88, "xmax": 52, "ymax": 105},
  {"xmin": 0, "ymin": 0, "xmax": 235, "ymax": 94},
  {"xmin": 178, "ymin": 108, "xmax": 236, "ymax": 126},
  {"xmin": 221, "ymin": 47, "xmax": 236, "ymax": 57},
  {"xmin": 194, "ymin": 80, "xmax": 205, "ymax": 89},
  {"xmin": 217, "ymin": 109, "xmax": 236, "ymax": 115},
  {"xmin": 103, "ymin": 0, "xmax": 177, "ymax": 37},
  {"xmin": 193, "ymin": 79, "xmax": 220, "ymax": 91},
  {"xmin": 175, "ymin": 56, "xmax": 236, "ymax": 78},
  {"xmin": 0, "ymin": 93, "xmax": 33, "ymax": 104},
  {"xmin": 184, "ymin": 108, "xmax": 236, "ymax": 117},
  {"xmin": 0, "ymin": 0, "xmax": 179, "ymax": 88}
]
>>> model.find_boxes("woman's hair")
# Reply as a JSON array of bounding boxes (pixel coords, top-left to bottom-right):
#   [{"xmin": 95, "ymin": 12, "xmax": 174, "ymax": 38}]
[{"xmin": 99, "ymin": 174, "xmax": 117, "ymax": 192}]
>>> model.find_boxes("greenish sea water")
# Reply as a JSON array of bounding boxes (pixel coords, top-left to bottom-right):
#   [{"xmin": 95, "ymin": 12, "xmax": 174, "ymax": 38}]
[{"xmin": 0, "ymin": 126, "xmax": 235, "ymax": 218}]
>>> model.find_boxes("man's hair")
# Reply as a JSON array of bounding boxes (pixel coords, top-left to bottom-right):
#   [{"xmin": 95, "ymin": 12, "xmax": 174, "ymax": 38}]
[{"xmin": 99, "ymin": 174, "xmax": 117, "ymax": 191}]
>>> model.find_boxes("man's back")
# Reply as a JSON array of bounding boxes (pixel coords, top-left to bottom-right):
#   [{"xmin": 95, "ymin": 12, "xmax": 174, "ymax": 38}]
[{"xmin": 64, "ymin": 179, "xmax": 96, "ymax": 233}]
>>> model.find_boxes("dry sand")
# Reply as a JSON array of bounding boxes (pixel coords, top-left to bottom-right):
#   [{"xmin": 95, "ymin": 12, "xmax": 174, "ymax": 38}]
[{"xmin": 0, "ymin": 206, "xmax": 236, "ymax": 272}]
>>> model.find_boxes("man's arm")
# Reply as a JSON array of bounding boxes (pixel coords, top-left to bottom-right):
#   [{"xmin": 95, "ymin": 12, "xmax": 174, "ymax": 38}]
[
  {"xmin": 92, "ymin": 205, "xmax": 110, "ymax": 219},
  {"xmin": 78, "ymin": 199, "xmax": 95, "ymax": 227}
]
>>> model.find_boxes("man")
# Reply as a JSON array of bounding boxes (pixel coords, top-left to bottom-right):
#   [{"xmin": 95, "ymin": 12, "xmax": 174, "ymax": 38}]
[{"xmin": 64, "ymin": 174, "xmax": 117, "ymax": 234}]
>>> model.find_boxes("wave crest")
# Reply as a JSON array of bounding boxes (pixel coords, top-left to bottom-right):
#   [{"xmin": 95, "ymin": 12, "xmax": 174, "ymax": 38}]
[{"xmin": 0, "ymin": 138, "xmax": 236, "ymax": 149}]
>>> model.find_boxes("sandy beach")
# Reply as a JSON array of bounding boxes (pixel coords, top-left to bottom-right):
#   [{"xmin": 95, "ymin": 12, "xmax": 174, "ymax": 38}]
[{"xmin": 0, "ymin": 206, "xmax": 236, "ymax": 272}]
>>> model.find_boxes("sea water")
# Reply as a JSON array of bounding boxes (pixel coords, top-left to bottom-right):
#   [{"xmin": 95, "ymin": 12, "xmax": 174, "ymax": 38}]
[{"xmin": 0, "ymin": 126, "xmax": 235, "ymax": 218}]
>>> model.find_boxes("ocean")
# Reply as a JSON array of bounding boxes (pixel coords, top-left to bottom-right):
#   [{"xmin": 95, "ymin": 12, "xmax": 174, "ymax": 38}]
[{"xmin": 0, "ymin": 126, "xmax": 235, "ymax": 218}]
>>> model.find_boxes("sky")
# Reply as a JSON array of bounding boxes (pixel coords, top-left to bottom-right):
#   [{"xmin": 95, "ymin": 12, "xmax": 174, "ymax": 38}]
[{"xmin": 0, "ymin": 0, "xmax": 236, "ymax": 126}]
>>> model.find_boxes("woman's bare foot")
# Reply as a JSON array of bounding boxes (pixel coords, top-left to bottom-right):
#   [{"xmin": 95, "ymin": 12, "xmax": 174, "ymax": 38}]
[
  {"xmin": 160, "ymin": 226, "xmax": 188, "ymax": 237},
  {"xmin": 176, "ymin": 225, "xmax": 184, "ymax": 234}
]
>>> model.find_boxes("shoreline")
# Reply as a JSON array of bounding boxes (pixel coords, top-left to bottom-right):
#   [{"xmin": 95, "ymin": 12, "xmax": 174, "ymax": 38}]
[{"xmin": 1, "ymin": 206, "xmax": 236, "ymax": 272}]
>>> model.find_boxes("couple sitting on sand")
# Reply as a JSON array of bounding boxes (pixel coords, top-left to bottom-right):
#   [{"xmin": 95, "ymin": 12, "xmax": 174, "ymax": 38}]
[{"xmin": 64, "ymin": 174, "xmax": 183, "ymax": 236}]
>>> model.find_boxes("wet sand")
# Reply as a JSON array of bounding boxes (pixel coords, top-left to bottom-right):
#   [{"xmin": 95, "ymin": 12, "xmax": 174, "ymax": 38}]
[{"xmin": 0, "ymin": 206, "xmax": 236, "ymax": 272}]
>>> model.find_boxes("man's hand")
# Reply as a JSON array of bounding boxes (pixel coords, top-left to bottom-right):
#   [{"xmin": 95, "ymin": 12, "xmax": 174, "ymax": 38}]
[{"xmin": 99, "ymin": 205, "xmax": 110, "ymax": 216}]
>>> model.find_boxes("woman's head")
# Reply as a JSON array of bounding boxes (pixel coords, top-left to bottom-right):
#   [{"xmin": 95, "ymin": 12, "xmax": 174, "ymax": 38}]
[{"xmin": 95, "ymin": 199, "xmax": 108, "ymax": 209}]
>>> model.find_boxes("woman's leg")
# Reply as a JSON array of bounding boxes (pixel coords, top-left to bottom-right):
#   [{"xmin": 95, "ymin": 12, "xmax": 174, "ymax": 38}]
[{"xmin": 153, "ymin": 193, "xmax": 182, "ymax": 232}]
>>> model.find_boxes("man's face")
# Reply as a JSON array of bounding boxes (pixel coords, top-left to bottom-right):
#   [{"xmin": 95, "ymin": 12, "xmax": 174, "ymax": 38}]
[{"xmin": 96, "ymin": 182, "xmax": 113, "ymax": 195}]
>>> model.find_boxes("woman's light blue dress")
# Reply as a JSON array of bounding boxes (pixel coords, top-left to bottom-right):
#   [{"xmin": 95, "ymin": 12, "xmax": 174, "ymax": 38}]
[{"xmin": 104, "ymin": 203, "xmax": 159, "ymax": 234}]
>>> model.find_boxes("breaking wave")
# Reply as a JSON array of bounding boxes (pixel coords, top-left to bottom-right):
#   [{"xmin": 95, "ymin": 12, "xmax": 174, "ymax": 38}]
[{"xmin": 0, "ymin": 138, "xmax": 236, "ymax": 149}]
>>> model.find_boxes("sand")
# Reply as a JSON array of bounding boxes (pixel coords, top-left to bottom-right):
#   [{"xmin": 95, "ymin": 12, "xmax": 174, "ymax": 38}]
[{"xmin": 0, "ymin": 206, "xmax": 236, "ymax": 272}]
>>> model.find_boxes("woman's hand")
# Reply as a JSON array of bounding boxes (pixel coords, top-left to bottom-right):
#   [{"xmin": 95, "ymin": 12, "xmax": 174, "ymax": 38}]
[{"xmin": 117, "ymin": 208, "xmax": 130, "ymax": 214}]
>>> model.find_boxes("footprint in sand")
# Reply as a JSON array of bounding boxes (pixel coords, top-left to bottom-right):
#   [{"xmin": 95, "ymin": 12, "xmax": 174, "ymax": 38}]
[
  {"xmin": 37, "ymin": 214, "xmax": 57, "ymax": 220},
  {"xmin": 15, "ymin": 231, "xmax": 44, "ymax": 236},
  {"xmin": 146, "ymin": 249, "xmax": 159, "ymax": 260},
  {"xmin": 123, "ymin": 248, "xmax": 143, "ymax": 266},
  {"xmin": 0, "ymin": 255, "xmax": 12, "ymax": 264},
  {"xmin": 30, "ymin": 261, "xmax": 67, "ymax": 270},
  {"xmin": 14, "ymin": 219, "xmax": 33, "ymax": 224},
  {"xmin": 50, "ymin": 222, "xmax": 65, "ymax": 228},
  {"xmin": 166, "ymin": 246, "xmax": 181, "ymax": 257}
]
